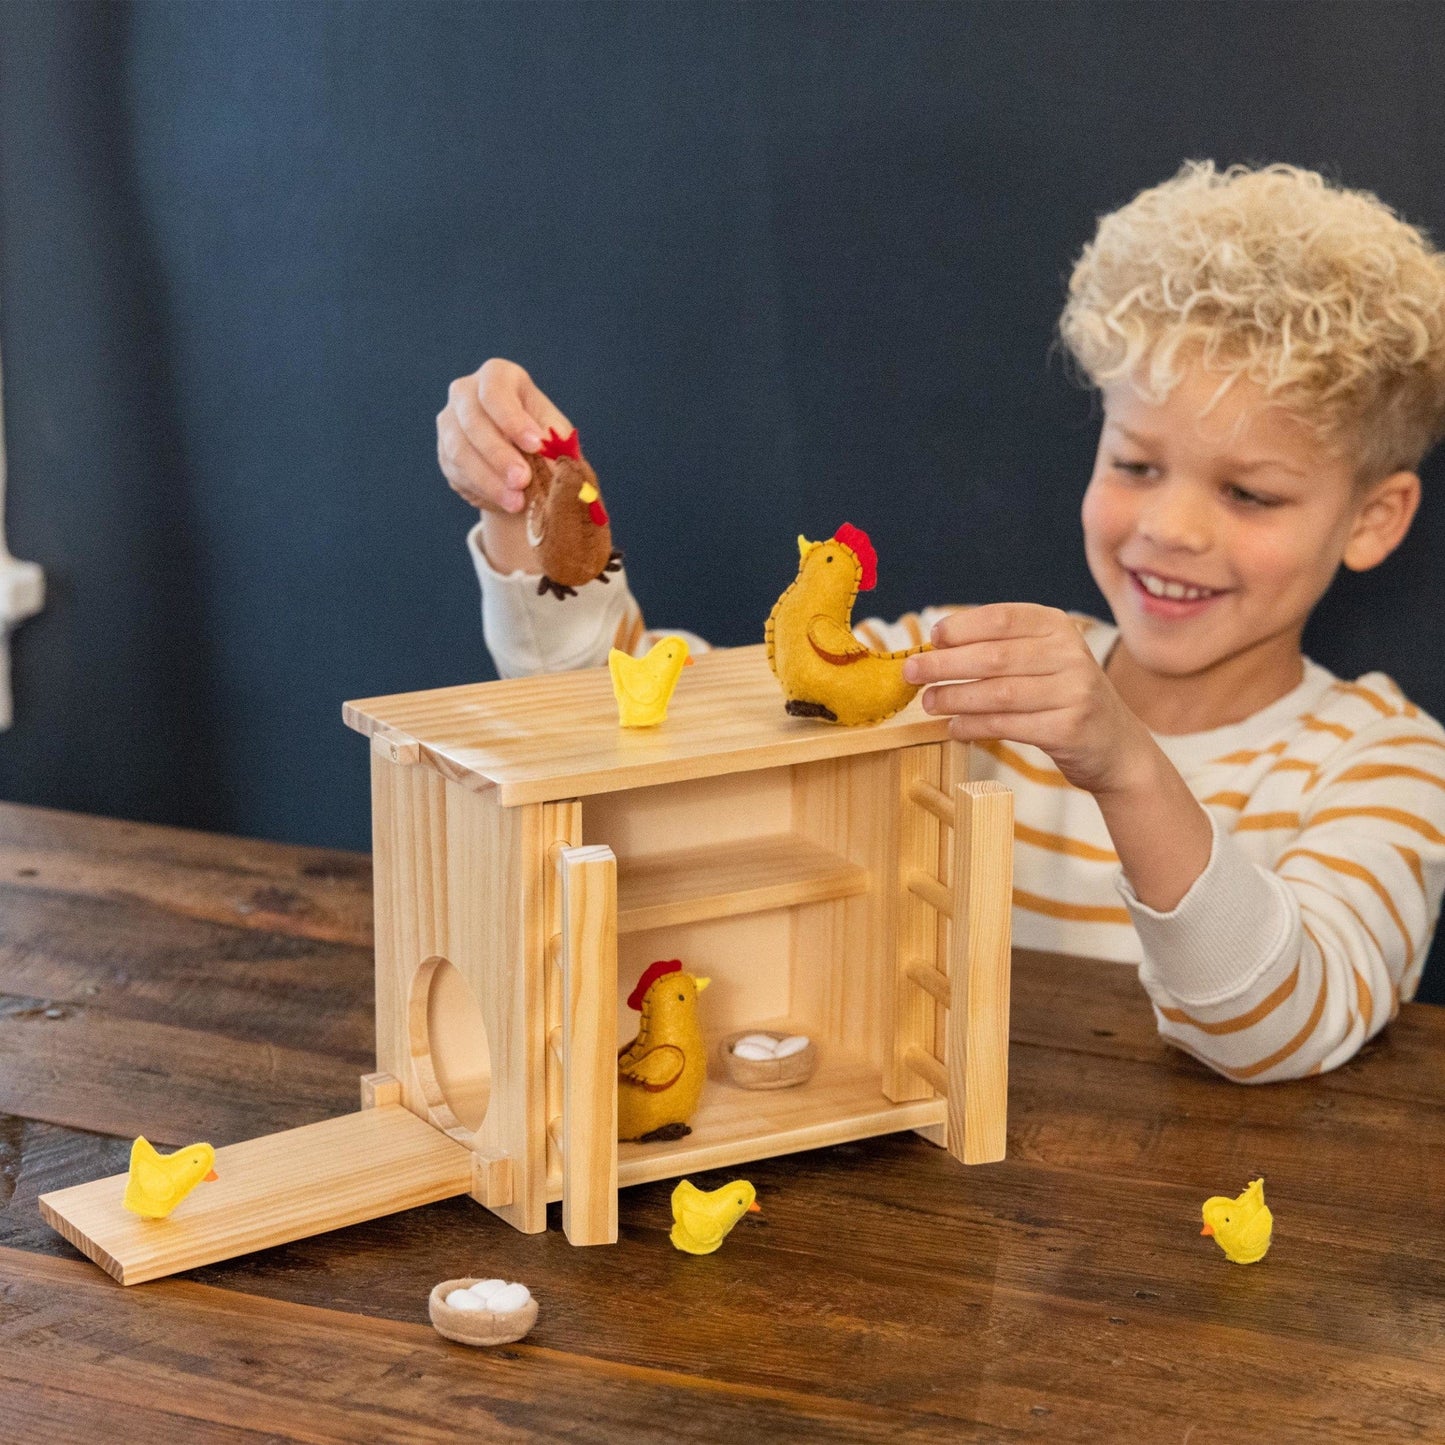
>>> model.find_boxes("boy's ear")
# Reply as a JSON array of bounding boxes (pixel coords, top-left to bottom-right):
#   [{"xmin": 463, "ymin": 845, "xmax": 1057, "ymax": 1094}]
[{"xmin": 1342, "ymin": 470, "xmax": 1422, "ymax": 572}]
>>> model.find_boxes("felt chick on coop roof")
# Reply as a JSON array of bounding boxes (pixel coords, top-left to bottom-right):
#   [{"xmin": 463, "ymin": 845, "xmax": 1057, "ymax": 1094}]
[
  {"xmin": 1201, "ymin": 1177, "xmax": 1274, "ymax": 1264},
  {"xmin": 122, "ymin": 1137, "xmax": 218, "ymax": 1219},
  {"xmin": 670, "ymin": 1178, "xmax": 761, "ymax": 1255},
  {"xmin": 525, "ymin": 427, "xmax": 623, "ymax": 600},
  {"xmin": 609, "ymin": 634, "xmax": 693, "ymax": 728},
  {"xmin": 617, "ymin": 959, "xmax": 710, "ymax": 1143},
  {"xmin": 765, "ymin": 523, "xmax": 932, "ymax": 726}
]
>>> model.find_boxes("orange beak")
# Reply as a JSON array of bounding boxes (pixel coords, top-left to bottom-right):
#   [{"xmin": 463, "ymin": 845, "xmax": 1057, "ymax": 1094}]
[
  {"xmin": 205, "ymin": 1169, "xmax": 219, "ymax": 1182},
  {"xmin": 1200, "ymin": 1223, "xmax": 1213, "ymax": 1236},
  {"xmin": 748, "ymin": 1202, "xmax": 762, "ymax": 1213},
  {"xmin": 683, "ymin": 656, "xmax": 695, "ymax": 666}
]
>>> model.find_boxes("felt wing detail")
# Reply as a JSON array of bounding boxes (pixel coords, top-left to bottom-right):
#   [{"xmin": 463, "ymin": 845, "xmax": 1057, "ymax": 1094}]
[
  {"xmin": 806, "ymin": 613, "xmax": 872, "ymax": 665},
  {"xmin": 671, "ymin": 1180, "xmax": 721, "ymax": 1245},
  {"xmin": 619, "ymin": 1044, "xmax": 686, "ymax": 1091}
]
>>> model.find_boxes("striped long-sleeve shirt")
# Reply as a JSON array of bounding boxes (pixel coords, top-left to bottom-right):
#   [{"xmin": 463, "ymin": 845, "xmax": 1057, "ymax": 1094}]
[{"xmin": 472, "ymin": 525, "xmax": 1445, "ymax": 1083}]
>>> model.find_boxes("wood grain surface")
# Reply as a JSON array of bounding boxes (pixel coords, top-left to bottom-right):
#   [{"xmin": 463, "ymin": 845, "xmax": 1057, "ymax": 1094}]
[{"xmin": 2, "ymin": 799, "xmax": 1442, "ymax": 1442}]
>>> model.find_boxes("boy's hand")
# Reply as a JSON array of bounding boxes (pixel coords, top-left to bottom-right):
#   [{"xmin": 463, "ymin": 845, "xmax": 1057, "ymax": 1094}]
[
  {"xmin": 902, "ymin": 604, "xmax": 1153, "ymax": 797},
  {"xmin": 436, "ymin": 359, "xmax": 572, "ymax": 515}
]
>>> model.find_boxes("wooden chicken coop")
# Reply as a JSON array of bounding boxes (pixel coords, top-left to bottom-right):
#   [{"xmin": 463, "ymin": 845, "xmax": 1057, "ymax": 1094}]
[
  {"xmin": 39, "ymin": 643, "xmax": 1012, "ymax": 1279},
  {"xmin": 346, "ymin": 642, "xmax": 1014, "ymax": 1246}
]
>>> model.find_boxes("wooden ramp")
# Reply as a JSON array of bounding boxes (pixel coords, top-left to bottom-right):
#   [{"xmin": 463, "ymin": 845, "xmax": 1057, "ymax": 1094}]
[{"xmin": 39, "ymin": 1106, "xmax": 474, "ymax": 1286}]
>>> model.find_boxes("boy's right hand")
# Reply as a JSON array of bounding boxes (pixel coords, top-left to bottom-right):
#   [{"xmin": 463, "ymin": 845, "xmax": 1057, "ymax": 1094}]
[{"xmin": 436, "ymin": 359, "xmax": 572, "ymax": 516}]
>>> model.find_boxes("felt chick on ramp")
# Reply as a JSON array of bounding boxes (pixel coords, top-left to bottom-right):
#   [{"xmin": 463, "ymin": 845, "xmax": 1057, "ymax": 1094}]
[
  {"xmin": 1201, "ymin": 1177, "xmax": 1273, "ymax": 1264},
  {"xmin": 765, "ymin": 523, "xmax": 931, "ymax": 725},
  {"xmin": 123, "ymin": 1137, "xmax": 218, "ymax": 1219}
]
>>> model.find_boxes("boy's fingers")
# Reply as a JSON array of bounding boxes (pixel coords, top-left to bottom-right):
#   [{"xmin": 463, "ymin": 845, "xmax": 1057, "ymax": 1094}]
[
  {"xmin": 519, "ymin": 374, "xmax": 573, "ymax": 438},
  {"xmin": 474, "ymin": 358, "xmax": 572, "ymax": 454},
  {"xmin": 929, "ymin": 602, "xmax": 1055, "ymax": 649},
  {"xmin": 437, "ymin": 408, "xmax": 525, "ymax": 513},
  {"xmin": 920, "ymin": 674, "xmax": 1055, "ymax": 718},
  {"xmin": 450, "ymin": 381, "xmax": 534, "ymax": 493},
  {"xmin": 904, "ymin": 636, "xmax": 1057, "ymax": 686}
]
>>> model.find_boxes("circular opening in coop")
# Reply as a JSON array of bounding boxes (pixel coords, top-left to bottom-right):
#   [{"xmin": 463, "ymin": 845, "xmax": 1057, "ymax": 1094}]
[{"xmin": 409, "ymin": 956, "xmax": 492, "ymax": 1140}]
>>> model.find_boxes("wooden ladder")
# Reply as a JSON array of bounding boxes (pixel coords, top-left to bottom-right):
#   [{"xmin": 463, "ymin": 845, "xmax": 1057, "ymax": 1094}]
[{"xmin": 893, "ymin": 768, "xmax": 1014, "ymax": 1165}]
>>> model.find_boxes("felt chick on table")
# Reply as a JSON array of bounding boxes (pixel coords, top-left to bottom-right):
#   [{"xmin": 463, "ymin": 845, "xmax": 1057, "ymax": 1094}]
[
  {"xmin": 609, "ymin": 635, "xmax": 693, "ymax": 727},
  {"xmin": 670, "ymin": 1178, "xmax": 761, "ymax": 1255},
  {"xmin": 1201, "ymin": 1177, "xmax": 1274, "ymax": 1264}
]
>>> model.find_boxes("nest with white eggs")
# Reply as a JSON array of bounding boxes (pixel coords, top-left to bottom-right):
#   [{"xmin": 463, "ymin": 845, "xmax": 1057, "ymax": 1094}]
[
  {"xmin": 428, "ymin": 1277, "xmax": 538, "ymax": 1346},
  {"xmin": 719, "ymin": 1029, "xmax": 816, "ymax": 1089}
]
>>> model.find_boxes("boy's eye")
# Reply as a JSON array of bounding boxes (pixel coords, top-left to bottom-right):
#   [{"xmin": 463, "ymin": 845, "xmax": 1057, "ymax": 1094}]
[
  {"xmin": 1224, "ymin": 483, "xmax": 1278, "ymax": 508},
  {"xmin": 1111, "ymin": 458, "xmax": 1153, "ymax": 477}
]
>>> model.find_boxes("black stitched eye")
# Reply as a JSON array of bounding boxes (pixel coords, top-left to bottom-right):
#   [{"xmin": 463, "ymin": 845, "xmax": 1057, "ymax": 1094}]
[{"xmin": 678, "ymin": 992, "xmax": 685, "ymax": 1001}]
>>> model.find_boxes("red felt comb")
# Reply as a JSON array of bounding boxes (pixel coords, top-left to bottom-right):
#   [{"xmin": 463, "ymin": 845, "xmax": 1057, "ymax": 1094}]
[
  {"xmin": 833, "ymin": 523, "xmax": 877, "ymax": 590},
  {"xmin": 627, "ymin": 959, "xmax": 683, "ymax": 1011},
  {"xmin": 538, "ymin": 427, "xmax": 582, "ymax": 462}
]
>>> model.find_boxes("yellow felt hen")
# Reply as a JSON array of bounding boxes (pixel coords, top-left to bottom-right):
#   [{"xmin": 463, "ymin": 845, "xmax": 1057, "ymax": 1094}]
[
  {"xmin": 669, "ymin": 1178, "xmax": 761, "ymax": 1255},
  {"xmin": 123, "ymin": 1137, "xmax": 218, "ymax": 1219},
  {"xmin": 618, "ymin": 960, "xmax": 710, "ymax": 1142},
  {"xmin": 765, "ymin": 523, "xmax": 929, "ymax": 726},
  {"xmin": 609, "ymin": 635, "xmax": 693, "ymax": 728},
  {"xmin": 1201, "ymin": 1177, "xmax": 1273, "ymax": 1264}
]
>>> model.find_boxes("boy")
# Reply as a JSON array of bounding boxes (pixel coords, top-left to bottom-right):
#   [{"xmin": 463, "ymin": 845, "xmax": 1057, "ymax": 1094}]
[{"xmin": 437, "ymin": 161, "xmax": 1445, "ymax": 1083}]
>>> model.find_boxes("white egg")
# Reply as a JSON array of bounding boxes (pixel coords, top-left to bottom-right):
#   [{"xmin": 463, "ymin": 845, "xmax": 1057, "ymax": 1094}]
[
  {"xmin": 774, "ymin": 1034, "xmax": 810, "ymax": 1058},
  {"xmin": 486, "ymin": 1282, "xmax": 533, "ymax": 1313},
  {"xmin": 467, "ymin": 1278, "xmax": 509, "ymax": 1302},
  {"xmin": 446, "ymin": 1289, "xmax": 487, "ymax": 1310},
  {"xmin": 732, "ymin": 1041, "xmax": 775, "ymax": 1061},
  {"xmin": 735, "ymin": 1033, "xmax": 781, "ymax": 1054}
]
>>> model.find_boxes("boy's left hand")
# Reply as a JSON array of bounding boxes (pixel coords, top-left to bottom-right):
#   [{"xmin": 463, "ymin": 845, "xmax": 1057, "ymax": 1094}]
[{"xmin": 901, "ymin": 604, "xmax": 1152, "ymax": 797}]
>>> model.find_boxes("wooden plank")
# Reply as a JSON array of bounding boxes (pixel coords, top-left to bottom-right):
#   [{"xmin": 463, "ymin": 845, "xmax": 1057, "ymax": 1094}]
[
  {"xmin": 443, "ymin": 783, "xmax": 550, "ymax": 1233},
  {"xmin": 616, "ymin": 832, "xmax": 868, "ymax": 934},
  {"xmin": 791, "ymin": 751, "xmax": 899, "ymax": 1077},
  {"xmin": 0, "ymin": 800, "xmax": 374, "ymax": 948},
  {"xmin": 0, "ymin": 1000, "xmax": 360, "ymax": 1148},
  {"xmin": 37, "ymin": 1106, "xmax": 473, "ymax": 1285},
  {"xmin": 343, "ymin": 643, "xmax": 953, "ymax": 806},
  {"xmin": 613, "ymin": 1033, "xmax": 944, "ymax": 1188},
  {"xmin": 883, "ymin": 745, "xmax": 942, "ymax": 1101},
  {"xmin": 947, "ymin": 781, "xmax": 1013, "ymax": 1166},
  {"xmin": 558, "ymin": 845, "xmax": 619, "ymax": 1245},
  {"xmin": 0, "ymin": 1248, "xmax": 923, "ymax": 1443}
]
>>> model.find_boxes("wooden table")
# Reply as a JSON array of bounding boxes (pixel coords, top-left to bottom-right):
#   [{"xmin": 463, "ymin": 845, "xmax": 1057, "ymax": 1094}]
[{"xmin": 1, "ymin": 801, "xmax": 1441, "ymax": 1442}]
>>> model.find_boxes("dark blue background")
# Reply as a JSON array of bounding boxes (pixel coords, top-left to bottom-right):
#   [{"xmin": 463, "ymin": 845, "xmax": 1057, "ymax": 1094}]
[{"xmin": 3, "ymin": 1, "xmax": 1443, "ymax": 999}]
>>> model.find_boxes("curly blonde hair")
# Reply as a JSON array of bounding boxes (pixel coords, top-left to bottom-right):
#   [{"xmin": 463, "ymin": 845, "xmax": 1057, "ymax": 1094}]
[{"xmin": 1059, "ymin": 161, "xmax": 1445, "ymax": 482}]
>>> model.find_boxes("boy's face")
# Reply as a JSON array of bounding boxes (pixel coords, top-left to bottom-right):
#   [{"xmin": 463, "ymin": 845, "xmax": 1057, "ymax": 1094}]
[{"xmin": 1081, "ymin": 363, "xmax": 1378, "ymax": 693}]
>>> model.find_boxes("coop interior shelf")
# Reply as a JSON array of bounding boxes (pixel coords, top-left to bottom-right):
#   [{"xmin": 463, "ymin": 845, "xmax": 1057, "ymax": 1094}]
[
  {"xmin": 598, "ymin": 1025, "xmax": 945, "ymax": 1192},
  {"xmin": 614, "ymin": 833, "xmax": 869, "ymax": 935}
]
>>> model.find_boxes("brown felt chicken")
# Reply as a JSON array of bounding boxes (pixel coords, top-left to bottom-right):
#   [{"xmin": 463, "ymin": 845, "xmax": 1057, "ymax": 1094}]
[
  {"xmin": 524, "ymin": 428, "xmax": 623, "ymax": 599},
  {"xmin": 617, "ymin": 959, "xmax": 711, "ymax": 1143},
  {"xmin": 765, "ymin": 523, "xmax": 930, "ymax": 725}
]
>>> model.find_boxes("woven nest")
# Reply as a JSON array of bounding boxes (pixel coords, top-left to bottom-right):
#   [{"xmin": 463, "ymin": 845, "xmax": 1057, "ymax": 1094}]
[
  {"xmin": 428, "ymin": 1278, "xmax": 538, "ymax": 1346},
  {"xmin": 718, "ymin": 1030, "xmax": 817, "ymax": 1090}
]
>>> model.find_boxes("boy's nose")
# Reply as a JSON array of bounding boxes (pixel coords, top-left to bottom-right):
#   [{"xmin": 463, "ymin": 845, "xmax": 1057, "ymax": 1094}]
[{"xmin": 1137, "ymin": 485, "xmax": 1212, "ymax": 552}]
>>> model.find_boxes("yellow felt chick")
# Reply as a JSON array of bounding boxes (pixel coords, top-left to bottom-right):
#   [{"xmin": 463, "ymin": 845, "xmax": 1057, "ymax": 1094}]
[
  {"xmin": 1200, "ymin": 1177, "xmax": 1273, "ymax": 1264},
  {"xmin": 670, "ymin": 1177, "xmax": 761, "ymax": 1254},
  {"xmin": 765, "ymin": 523, "xmax": 930, "ymax": 726},
  {"xmin": 609, "ymin": 635, "xmax": 693, "ymax": 728},
  {"xmin": 618, "ymin": 960, "xmax": 710, "ymax": 1142},
  {"xmin": 122, "ymin": 1136, "xmax": 219, "ymax": 1219}
]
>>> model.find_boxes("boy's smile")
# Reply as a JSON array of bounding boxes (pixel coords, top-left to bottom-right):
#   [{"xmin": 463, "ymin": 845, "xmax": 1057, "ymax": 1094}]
[{"xmin": 1080, "ymin": 362, "xmax": 1419, "ymax": 735}]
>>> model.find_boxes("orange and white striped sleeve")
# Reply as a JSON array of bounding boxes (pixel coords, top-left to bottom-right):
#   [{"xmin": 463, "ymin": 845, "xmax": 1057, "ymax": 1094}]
[{"xmin": 1123, "ymin": 713, "xmax": 1445, "ymax": 1082}]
